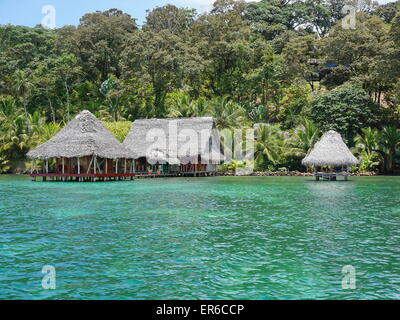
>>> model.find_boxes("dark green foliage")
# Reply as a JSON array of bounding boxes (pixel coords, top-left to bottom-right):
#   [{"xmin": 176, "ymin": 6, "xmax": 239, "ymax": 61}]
[
  {"xmin": 373, "ymin": 0, "xmax": 399, "ymax": 23},
  {"xmin": 1, "ymin": 1, "xmax": 400, "ymax": 173},
  {"xmin": 309, "ymin": 84, "xmax": 382, "ymax": 142}
]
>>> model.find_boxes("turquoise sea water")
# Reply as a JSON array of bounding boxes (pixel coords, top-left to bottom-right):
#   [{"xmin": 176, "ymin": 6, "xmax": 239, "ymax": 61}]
[{"xmin": 0, "ymin": 175, "xmax": 399, "ymax": 300}]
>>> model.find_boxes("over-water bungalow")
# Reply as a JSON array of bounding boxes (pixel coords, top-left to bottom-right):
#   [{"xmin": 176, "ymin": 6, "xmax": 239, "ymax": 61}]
[
  {"xmin": 27, "ymin": 110, "xmax": 135, "ymax": 182},
  {"xmin": 302, "ymin": 130, "xmax": 359, "ymax": 181},
  {"xmin": 123, "ymin": 117, "xmax": 223, "ymax": 177}
]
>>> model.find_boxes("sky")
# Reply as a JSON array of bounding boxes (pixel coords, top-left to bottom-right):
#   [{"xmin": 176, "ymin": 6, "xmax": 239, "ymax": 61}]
[{"xmin": 0, "ymin": 0, "xmax": 394, "ymax": 28}]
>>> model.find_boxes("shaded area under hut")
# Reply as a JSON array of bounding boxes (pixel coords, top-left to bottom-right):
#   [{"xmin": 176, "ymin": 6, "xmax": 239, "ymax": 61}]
[
  {"xmin": 302, "ymin": 130, "xmax": 359, "ymax": 181},
  {"xmin": 123, "ymin": 117, "xmax": 223, "ymax": 177},
  {"xmin": 27, "ymin": 110, "xmax": 135, "ymax": 182}
]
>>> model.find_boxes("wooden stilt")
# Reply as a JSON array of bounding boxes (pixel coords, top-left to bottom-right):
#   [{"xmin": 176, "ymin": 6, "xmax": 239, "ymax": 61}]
[
  {"xmin": 94, "ymin": 156, "xmax": 97, "ymax": 182},
  {"xmin": 77, "ymin": 157, "xmax": 81, "ymax": 181}
]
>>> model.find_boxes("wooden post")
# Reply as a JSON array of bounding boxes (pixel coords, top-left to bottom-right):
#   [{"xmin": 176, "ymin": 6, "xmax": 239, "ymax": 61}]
[
  {"xmin": 105, "ymin": 159, "xmax": 108, "ymax": 174},
  {"xmin": 97, "ymin": 159, "xmax": 101, "ymax": 174},
  {"xmin": 124, "ymin": 159, "xmax": 127, "ymax": 174},
  {"xmin": 45, "ymin": 159, "xmax": 48, "ymax": 174},
  {"xmin": 62, "ymin": 158, "xmax": 65, "ymax": 174},
  {"xmin": 94, "ymin": 156, "xmax": 97, "ymax": 182},
  {"xmin": 87, "ymin": 156, "xmax": 93, "ymax": 174},
  {"xmin": 116, "ymin": 159, "xmax": 118, "ymax": 174},
  {"xmin": 77, "ymin": 157, "xmax": 80, "ymax": 181},
  {"xmin": 31, "ymin": 160, "xmax": 34, "ymax": 174}
]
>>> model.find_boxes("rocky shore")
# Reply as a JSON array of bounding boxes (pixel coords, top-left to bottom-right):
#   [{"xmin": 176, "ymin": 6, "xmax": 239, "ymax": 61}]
[
  {"xmin": 217, "ymin": 171, "xmax": 379, "ymax": 177},
  {"xmin": 1, "ymin": 170, "xmax": 380, "ymax": 177}
]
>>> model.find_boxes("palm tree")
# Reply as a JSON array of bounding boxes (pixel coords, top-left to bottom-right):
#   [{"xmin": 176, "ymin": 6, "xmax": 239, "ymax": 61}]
[
  {"xmin": 168, "ymin": 94, "xmax": 192, "ymax": 118},
  {"xmin": 379, "ymin": 126, "xmax": 400, "ymax": 172},
  {"xmin": 207, "ymin": 96, "xmax": 248, "ymax": 130},
  {"xmin": 0, "ymin": 110, "xmax": 45, "ymax": 159},
  {"xmin": 33, "ymin": 122, "xmax": 62, "ymax": 147},
  {"xmin": 354, "ymin": 127, "xmax": 380, "ymax": 155},
  {"xmin": 289, "ymin": 118, "xmax": 320, "ymax": 157},
  {"xmin": 254, "ymin": 124, "xmax": 285, "ymax": 170},
  {"xmin": 12, "ymin": 70, "xmax": 33, "ymax": 117},
  {"xmin": 167, "ymin": 95, "xmax": 209, "ymax": 118},
  {"xmin": 354, "ymin": 127, "xmax": 381, "ymax": 172},
  {"xmin": 0, "ymin": 145, "xmax": 10, "ymax": 173},
  {"xmin": 26, "ymin": 111, "xmax": 46, "ymax": 134},
  {"xmin": 3, "ymin": 113, "xmax": 31, "ymax": 158}
]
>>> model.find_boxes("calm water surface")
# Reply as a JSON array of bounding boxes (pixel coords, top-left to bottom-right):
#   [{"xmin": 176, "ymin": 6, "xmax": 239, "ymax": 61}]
[{"xmin": 0, "ymin": 175, "xmax": 399, "ymax": 299}]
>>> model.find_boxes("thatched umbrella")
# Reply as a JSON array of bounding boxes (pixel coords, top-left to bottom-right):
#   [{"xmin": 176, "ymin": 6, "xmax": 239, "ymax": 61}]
[
  {"xmin": 27, "ymin": 110, "xmax": 133, "ymax": 160},
  {"xmin": 27, "ymin": 110, "xmax": 134, "ymax": 175},
  {"xmin": 302, "ymin": 130, "xmax": 359, "ymax": 167}
]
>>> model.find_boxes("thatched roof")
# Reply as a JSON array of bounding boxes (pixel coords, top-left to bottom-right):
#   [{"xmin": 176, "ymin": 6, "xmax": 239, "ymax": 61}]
[
  {"xmin": 302, "ymin": 130, "xmax": 359, "ymax": 167},
  {"xmin": 27, "ymin": 110, "xmax": 133, "ymax": 160},
  {"xmin": 123, "ymin": 117, "xmax": 223, "ymax": 164}
]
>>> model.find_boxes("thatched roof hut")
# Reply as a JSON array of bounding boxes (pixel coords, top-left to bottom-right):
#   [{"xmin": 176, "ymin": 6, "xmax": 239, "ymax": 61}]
[
  {"xmin": 27, "ymin": 110, "xmax": 133, "ymax": 160},
  {"xmin": 302, "ymin": 130, "xmax": 359, "ymax": 167},
  {"xmin": 123, "ymin": 117, "xmax": 223, "ymax": 164}
]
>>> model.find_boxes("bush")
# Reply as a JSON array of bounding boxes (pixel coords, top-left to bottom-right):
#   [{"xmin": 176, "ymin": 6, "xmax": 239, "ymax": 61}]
[
  {"xmin": 308, "ymin": 84, "xmax": 382, "ymax": 143},
  {"xmin": 102, "ymin": 121, "xmax": 132, "ymax": 142}
]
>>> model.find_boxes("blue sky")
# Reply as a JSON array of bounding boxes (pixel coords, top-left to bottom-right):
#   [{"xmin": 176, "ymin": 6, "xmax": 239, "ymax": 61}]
[{"xmin": 0, "ymin": 0, "xmax": 393, "ymax": 28}]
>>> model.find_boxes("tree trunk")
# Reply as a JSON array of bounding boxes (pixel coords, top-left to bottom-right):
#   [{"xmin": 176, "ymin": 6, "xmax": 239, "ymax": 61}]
[
  {"xmin": 22, "ymin": 90, "xmax": 28, "ymax": 117},
  {"xmin": 47, "ymin": 95, "xmax": 56, "ymax": 122},
  {"xmin": 64, "ymin": 79, "xmax": 70, "ymax": 120}
]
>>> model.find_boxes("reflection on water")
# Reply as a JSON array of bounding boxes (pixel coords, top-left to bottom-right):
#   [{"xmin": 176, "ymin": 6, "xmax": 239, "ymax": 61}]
[{"xmin": 0, "ymin": 176, "xmax": 399, "ymax": 300}]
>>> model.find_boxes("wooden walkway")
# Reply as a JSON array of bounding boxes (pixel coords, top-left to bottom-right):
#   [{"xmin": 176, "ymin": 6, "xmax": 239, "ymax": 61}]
[
  {"xmin": 31, "ymin": 171, "xmax": 217, "ymax": 182},
  {"xmin": 31, "ymin": 173, "xmax": 136, "ymax": 182},
  {"xmin": 134, "ymin": 171, "xmax": 217, "ymax": 179},
  {"xmin": 315, "ymin": 172, "xmax": 349, "ymax": 181}
]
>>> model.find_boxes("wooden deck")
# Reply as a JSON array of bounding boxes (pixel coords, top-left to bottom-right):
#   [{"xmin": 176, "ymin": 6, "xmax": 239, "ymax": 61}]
[
  {"xmin": 134, "ymin": 171, "xmax": 217, "ymax": 178},
  {"xmin": 31, "ymin": 173, "xmax": 136, "ymax": 182},
  {"xmin": 31, "ymin": 171, "xmax": 217, "ymax": 181},
  {"xmin": 315, "ymin": 172, "xmax": 350, "ymax": 181}
]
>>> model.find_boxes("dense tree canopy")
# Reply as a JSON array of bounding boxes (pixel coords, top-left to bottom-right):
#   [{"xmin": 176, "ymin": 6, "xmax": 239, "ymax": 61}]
[
  {"xmin": 308, "ymin": 84, "xmax": 383, "ymax": 142},
  {"xmin": 1, "ymin": 1, "xmax": 400, "ymax": 173}
]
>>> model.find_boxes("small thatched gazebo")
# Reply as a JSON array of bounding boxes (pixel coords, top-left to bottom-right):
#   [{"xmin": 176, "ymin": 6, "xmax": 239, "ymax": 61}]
[
  {"xmin": 302, "ymin": 130, "xmax": 359, "ymax": 181},
  {"xmin": 27, "ymin": 110, "xmax": 135, "ymax": 181}
]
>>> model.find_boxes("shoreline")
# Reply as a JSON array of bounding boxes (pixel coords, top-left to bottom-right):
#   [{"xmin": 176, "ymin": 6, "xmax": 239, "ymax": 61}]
[
  {"xmin": 0, "ymin": 171, "xmax": 385, "ymax": 177},
  {"xmin": 218, "ymin": 172, "xmax": 380, "ymax": 177}
]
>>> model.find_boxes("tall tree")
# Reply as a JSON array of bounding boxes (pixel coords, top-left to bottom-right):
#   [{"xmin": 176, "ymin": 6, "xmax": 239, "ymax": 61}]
[
  {"xmin": 143, "ymin": 4, "xmax": 196, "ymax": 35},
  {"xmin": 12, "ymin": 69, "xmax": 33, "ymax": 117},
  {"xmin": 309, "ymin": 83, "xmax": 382, "ymax": 142},
  {"xmin": 373, "ymin": 0, "xmax": 399, "ymax": 23},
  {"xmin": 121, "ymin": 30, "xmax": 201, "ymax": 117},
  {"xmin": 322, "ymin": 15, "xmax": 394, "ymax": 103},
  {"xmin": 57, "ymin": 9, "xmax": 137, "ymax": 82}
]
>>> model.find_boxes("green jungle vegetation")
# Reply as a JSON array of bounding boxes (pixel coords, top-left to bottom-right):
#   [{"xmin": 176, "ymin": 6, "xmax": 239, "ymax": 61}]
[{"xmin": 1, "ymin": 0, "xmax": 400, "ymax": 173}]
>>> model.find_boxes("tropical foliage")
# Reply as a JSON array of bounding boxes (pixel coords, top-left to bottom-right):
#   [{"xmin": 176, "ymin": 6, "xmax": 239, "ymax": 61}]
[{"xmin": 1, "ymin": 1, "xmax": 400, "ymax": 173}]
